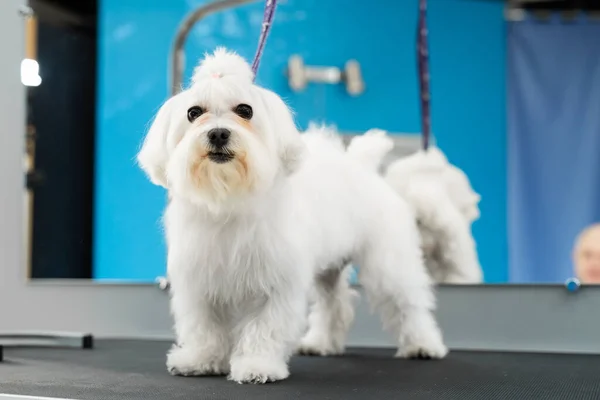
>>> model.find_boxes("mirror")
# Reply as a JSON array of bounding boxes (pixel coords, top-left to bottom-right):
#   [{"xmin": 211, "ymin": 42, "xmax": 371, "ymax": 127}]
[{"xmin": 24, "ymin": 0, "xmax": 600, "ymax": 286}]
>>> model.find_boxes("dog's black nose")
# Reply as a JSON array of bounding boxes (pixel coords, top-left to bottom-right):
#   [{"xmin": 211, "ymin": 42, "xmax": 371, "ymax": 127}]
[{"xmin": 207, "ymin": 128, "xmax": 231, "ymax": 148}]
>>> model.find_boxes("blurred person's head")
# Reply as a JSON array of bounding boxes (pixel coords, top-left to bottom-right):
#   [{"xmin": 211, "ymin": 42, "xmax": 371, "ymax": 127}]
[{"xmin": 573, "ymin": 223, "xmax": 600, "ymax": 283}]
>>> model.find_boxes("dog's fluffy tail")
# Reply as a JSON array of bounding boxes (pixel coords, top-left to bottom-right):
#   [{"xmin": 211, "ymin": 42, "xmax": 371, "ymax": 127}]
[{"xmin": 346, "ymin": 129, "xmax": 394, "ymax": 172}]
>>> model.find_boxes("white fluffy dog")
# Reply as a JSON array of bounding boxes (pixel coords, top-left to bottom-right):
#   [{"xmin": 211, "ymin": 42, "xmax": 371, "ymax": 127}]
[
  {"xmin": 137, "ymin": 48, "xmax": 447, "ymax": 384},
  {"xmin": 348, "ymin": 130, "xmax": 483, "ymax": 284}
]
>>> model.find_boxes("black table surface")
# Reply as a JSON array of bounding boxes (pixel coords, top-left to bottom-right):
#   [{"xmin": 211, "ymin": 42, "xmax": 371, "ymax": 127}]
[{"xmin": 1, "ymin": 340, "xmax": 599, "ymax": 400}]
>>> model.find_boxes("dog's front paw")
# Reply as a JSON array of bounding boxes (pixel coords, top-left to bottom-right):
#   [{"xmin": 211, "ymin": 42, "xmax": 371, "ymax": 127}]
[
  {"xmin": 228, "ymin": 356, "xmax": 289, "ymax": 384},
  {"xmin": 166, "ymin": 345, "xmax": 229, "ymax": 376},
  {"xmin": 297, "ymin": 335, "xmax": 344, "ymax": 356},
  {"xmin": 395, "ymin": 336, "xmax": 448, "ymax": 360}
]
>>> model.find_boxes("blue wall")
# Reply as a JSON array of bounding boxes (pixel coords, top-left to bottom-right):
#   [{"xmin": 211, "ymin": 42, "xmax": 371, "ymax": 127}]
[{"xmin": 95, "ymin": 0, "xmax": 507, "ymax": 282}]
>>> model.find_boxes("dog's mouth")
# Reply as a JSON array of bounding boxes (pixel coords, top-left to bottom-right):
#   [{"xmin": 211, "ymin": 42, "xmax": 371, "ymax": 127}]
[{"xmin": 207, "ymin": 151, "xmax": 235, "ymax": 164}]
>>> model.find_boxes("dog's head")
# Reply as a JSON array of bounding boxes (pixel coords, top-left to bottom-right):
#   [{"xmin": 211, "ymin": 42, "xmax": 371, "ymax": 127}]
[{"xmin": 136, "ymin": 48, "xmax": 305, "ymax": 212}]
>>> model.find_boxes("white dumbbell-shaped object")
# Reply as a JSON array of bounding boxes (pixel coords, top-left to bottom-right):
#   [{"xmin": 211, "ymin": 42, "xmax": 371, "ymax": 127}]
[{"xmin": 287, "ymin": 55, "xmax": 365, "ymax": 96}]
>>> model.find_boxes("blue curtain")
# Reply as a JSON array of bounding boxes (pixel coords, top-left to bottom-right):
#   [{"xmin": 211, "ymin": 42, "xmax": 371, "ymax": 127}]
[{"xmin": 508, "ymin": 15, "xmax": 600, "ymax": 283}]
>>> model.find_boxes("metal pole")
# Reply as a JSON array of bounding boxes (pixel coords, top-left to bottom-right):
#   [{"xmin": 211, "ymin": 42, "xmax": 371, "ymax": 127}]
[{"xmin": 170, "ymin": 0, "xmax": 258, "ymax": 96}]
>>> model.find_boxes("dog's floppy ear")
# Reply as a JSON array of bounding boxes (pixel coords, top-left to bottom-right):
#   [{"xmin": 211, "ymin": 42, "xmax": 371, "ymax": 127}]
[
  {"xmin": 259, "ymin": 88, "xmax": 306, "ymax": 175},
  {"xmin": 137, "ymin": 96, "xmax": 178, "ymax": 188}
]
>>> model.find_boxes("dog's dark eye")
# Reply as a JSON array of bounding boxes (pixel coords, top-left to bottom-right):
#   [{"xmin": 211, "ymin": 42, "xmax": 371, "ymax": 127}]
[
  {"xmin": 187, "ymin": 106, "xmax": 205, "ymax": 122},
  {"xmin": 233, "ymin": 104, "xmax": 253, "ymax": 120}
]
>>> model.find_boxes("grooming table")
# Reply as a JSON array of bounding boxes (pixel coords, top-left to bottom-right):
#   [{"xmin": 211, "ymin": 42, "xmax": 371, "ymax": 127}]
[{"xmin": 1, "ymin": 340, "xmax": 599, "ymax": 400}]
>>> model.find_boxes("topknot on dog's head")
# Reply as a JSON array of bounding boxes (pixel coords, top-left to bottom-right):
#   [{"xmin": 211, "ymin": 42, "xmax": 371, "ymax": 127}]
[{"xmin": 192, "ymin": 47, "xmax": 254, "ymax": 84}]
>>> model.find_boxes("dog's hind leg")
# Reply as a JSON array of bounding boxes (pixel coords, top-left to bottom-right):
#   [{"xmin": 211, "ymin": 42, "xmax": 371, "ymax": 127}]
[
  {"xmin": 358, "ymin": 220, "xmax": 448, "ymax": 359},
  {"xmin": 297, "ymin": 262, "xmax": 357, "ymax": 356}
]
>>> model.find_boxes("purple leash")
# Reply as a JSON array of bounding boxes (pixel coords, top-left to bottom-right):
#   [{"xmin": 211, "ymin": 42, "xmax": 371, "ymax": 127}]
[
  {"xmin": 251, "ymin": 0, "xmax": 278, "ymax": 80},
  {"xmin": 417, "ymin": 0, "xmax": 431, "ymax": 150}
]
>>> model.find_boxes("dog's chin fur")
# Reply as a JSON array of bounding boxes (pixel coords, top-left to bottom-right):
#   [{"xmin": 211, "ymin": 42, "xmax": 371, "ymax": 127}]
[
  {"xmin": 137, "ymin": 48, "xmax": 447, "ymax": 385},
  {"xmin": 166, "ymin": 133, "xmax": 275, "ymax": 214},
  {"xmin": 181, "ymin": 154, "xmax": 252, "ymax": 211}
]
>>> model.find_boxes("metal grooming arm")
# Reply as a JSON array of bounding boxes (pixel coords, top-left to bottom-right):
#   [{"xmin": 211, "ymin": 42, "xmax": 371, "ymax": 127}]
[
  {"xmin": 170, "ymin": 0, "xmax": 258, "ymax": 96},
  {"xmin": 158, "ymin": 0, "xmax": 259, "ymax": 293}
]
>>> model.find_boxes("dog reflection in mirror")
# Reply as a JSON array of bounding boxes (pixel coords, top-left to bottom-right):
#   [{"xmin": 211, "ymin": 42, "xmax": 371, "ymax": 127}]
[
  {"xmin": 347, "ymin": 130, "xmax": 483, "ymax": 284},
  {"xmin": 137, "ymin": 48, "xmax": 447, "ymax": 384}
]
